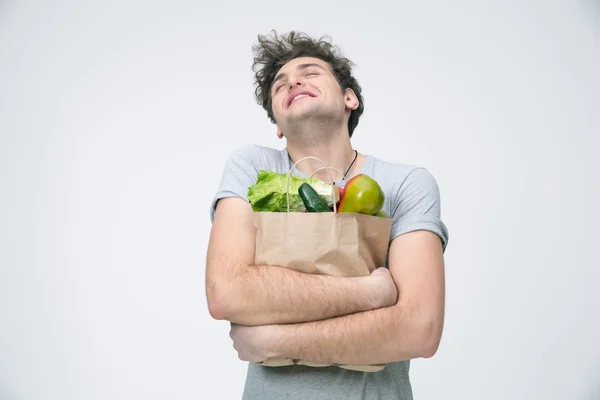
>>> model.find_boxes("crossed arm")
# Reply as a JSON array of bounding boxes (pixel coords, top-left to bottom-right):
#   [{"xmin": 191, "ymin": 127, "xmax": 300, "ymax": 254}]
[
  {"xmin": 206, "ymin": 198, "xmax": 398, "ymax": 326},
  {"xmin": 206, "ymin": 197, "xmax": 446, "ymax": 364}
]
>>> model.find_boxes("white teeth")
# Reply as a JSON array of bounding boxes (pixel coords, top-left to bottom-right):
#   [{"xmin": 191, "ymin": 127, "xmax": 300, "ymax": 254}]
[{"xmin": 292, "ymin": 94, "xmax": 309, "ymax": 103}]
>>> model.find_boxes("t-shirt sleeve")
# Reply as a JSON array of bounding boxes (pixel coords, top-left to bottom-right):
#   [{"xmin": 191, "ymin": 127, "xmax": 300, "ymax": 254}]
[
  {"xmin": 390, "ymin": 167, "xmax": 449, "ymax": 252},
  {"xmin": 209, "ymin": 145, "xmax": 261, "ymax": 222}
]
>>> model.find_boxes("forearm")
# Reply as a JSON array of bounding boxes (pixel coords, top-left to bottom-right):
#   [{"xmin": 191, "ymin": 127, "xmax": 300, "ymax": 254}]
[
  {"xmin": 267, "ymin": 303, "xmax": 440, "ymax": 365},
  {"xmin": 211, "ymin": 264, "xmax": 386, "ymax": 326}
]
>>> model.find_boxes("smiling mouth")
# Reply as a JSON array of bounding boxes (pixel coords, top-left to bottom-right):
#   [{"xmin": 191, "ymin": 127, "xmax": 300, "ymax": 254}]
[{"xmin": 289, "ymin": 94, "xmax": 312, "ymax": 106}]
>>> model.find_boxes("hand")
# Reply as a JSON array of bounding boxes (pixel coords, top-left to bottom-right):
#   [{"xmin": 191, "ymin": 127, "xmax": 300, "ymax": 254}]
[
  {"xmin": 370, "ymin": 267, "xmax": 398, "ymax": 307},
  {"xmin": 229, "ymin": 323, "xmax": 276, "ymax": 363}
]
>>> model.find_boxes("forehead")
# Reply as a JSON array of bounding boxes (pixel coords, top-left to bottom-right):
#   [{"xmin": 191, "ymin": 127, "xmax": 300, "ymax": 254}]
[{"xmin": 276, "ymin": 57, "xmax": 332, "ymax": 74}]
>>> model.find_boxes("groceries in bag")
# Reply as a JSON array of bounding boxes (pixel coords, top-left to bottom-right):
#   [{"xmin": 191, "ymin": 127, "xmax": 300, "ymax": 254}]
[
  {"xmin": 248, "ymin": 170, "xmax": 388, "ymax": 217},
  {"xmin": 246, "ymin": 159, "xmax": 392, "ymax": 372}
]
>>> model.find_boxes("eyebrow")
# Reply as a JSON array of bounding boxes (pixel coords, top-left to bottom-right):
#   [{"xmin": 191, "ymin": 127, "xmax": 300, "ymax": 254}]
[{"xmin": 272, "ymin": 63, "xmax": 327, "ymax": 88}]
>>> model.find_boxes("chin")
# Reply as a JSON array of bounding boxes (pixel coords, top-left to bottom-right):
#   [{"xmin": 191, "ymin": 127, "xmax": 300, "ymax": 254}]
[{"xmin": 288, "ymin": 106, "xmax": 330, "ymax": 121}]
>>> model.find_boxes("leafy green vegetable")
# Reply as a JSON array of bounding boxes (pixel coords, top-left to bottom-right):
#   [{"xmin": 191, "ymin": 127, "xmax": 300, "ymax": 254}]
[{"xmin": 247, "ymin": 170, "xmax": 338, "ymax": 212}]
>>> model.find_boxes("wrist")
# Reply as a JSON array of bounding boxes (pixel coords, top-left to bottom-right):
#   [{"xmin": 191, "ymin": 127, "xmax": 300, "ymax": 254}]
[
  {"xmin": 365, "ymin": 276, "xmax": 386, "ymax": 309},
  {"xmin": 263, "ymin": 324, "xmax": 286, "ymax": 359}
]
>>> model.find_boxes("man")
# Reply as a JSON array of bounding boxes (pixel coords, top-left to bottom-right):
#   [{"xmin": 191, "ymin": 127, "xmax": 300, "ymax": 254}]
[{"xmin": 206, "ymin": 31, "xmax": 449, "ymax": 400}]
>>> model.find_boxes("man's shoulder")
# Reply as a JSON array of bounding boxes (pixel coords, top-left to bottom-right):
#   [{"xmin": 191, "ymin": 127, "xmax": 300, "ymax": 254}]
[
  {"xmin": 366, "ymin": 155, "xmax": 420, "ymax": 172},
  {"xmin": 365, "ymin": 155, "xmax": 435, "ymax": 189},
  {"xmin": 227, "ymin": 144, "xmax": 286, "ymax": 163},
  {"xmin": 222, "ymin": 144, "xmax": 291, "ymax": 176}
]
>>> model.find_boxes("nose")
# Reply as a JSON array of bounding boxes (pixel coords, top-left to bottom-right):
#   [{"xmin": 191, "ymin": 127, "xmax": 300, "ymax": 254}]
[{"xmin": 287, "ymin": 76, "xmax": 304, "ymax": 91}]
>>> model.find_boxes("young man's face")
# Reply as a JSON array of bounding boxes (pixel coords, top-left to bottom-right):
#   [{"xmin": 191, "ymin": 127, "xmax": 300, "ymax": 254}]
[{"xmin": 269, "ymin": 57, "xmax": 358, "ymax": 136}]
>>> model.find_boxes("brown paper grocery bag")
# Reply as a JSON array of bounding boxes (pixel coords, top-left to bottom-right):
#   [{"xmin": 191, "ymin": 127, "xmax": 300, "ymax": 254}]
[{"xmin": 252, "ymin": 211, "xmax": 393, "ymax": 372}]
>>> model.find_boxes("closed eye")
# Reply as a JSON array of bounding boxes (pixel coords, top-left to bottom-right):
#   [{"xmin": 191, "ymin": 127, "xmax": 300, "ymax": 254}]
[
  {"xmin": 272, "ymin": 70, "xmax": 320, "ymax": 94},
  {"xmin": 273, "ymin": 83, "xmax": 286, "ymax": 93}
]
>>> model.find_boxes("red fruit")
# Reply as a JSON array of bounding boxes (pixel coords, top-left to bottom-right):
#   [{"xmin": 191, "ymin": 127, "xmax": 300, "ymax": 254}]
[{"xmin": 338, "ymin": 174, "xmax": 384, "ymax": 215}]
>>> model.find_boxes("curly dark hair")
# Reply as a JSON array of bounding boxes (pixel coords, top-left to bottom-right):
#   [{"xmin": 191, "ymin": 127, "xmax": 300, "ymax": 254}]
[{"xmin": 251, "ymin": 31, "xmax": 364, "ymax": 138}]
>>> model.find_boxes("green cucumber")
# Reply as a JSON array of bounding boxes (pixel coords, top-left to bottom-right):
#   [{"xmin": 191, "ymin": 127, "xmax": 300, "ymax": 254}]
[{"xmin": 298, "ymin": 183, "xmax": 331, "ymax": 212}]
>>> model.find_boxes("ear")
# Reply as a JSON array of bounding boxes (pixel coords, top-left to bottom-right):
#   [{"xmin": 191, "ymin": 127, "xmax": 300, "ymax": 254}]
[
  {"xmin": 344, "ymin": 88, "xmax": 359, "ymax": 111},
  {"xmin": 276, "ymin": 126, "xmax": 284, "ymax": 139}
]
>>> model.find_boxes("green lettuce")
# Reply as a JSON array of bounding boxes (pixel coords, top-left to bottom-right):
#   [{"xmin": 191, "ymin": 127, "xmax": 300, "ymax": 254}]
[{"xmin": 247, "ymin": 170, "xmax": 338, "ymax": 212}]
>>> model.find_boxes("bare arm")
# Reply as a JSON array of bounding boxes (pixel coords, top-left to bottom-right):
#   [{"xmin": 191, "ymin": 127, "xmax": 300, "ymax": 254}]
[
  {"xmin": 206, "ymin": 197, "xmax": 397, "ymax": 326},
  {"xmin": 244, "ymin": 230, "xmax": 446, "ymax": 365}
]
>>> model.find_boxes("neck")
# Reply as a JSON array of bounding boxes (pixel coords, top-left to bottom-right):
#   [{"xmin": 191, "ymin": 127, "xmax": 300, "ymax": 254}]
[{"xmin": 286, "ymin": 132, "xmax": 361, "ymax": 183}]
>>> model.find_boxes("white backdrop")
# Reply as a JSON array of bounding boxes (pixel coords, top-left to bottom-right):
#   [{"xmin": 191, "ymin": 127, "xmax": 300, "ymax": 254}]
[{"xmin": 1, "ymin": 1, "xmax": 599, "ymax": 399}]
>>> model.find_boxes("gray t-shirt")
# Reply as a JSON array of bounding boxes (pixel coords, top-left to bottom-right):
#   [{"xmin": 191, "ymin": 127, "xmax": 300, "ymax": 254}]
[{"xmin": 209, "ymin": 144, "xmax": 449, "ymax": 400}]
